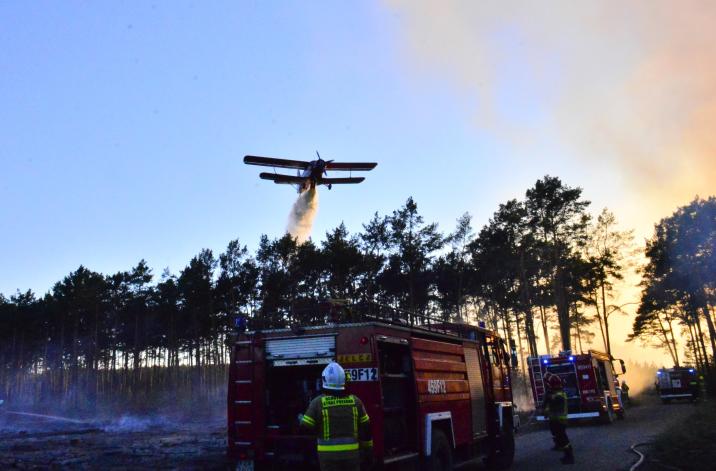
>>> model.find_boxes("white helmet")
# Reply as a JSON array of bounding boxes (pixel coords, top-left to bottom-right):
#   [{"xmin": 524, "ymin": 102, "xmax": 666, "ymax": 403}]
[{"xmin": 322, "ymin": 362, "xmax": 346, "ymax": 391}]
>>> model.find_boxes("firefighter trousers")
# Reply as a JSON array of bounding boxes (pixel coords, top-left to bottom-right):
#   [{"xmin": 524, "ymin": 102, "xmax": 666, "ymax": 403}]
[
  {"xmin": 549, "ymin": 421, "xmax": 571, "ymax": 451},
  {"xmin": 318, "ymin": 450, "xmax": 360, "ymax": 471},
  {"xmin": 549, "ymin": 420, "xmax": 574, "ymax": 457}
]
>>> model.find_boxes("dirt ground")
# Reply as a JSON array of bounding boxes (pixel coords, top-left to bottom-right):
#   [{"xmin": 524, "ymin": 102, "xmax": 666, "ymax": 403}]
[
  {"xmin": 0, "ymin": 411, "xmax": 228, "ymax": 470},
  {"xmin": 509, "ymin": 393, "xmax": 697, "ymax": 471}
]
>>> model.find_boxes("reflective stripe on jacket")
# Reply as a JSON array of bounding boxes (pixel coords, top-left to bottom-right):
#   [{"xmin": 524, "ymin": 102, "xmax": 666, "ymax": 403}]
[
  {"xmin": 301, "ymin": 394, "xmax": 372, "ymax": 455},
  {"xmin": 545, "ymin": 390, "xmax": 568, "ymax": 423}
]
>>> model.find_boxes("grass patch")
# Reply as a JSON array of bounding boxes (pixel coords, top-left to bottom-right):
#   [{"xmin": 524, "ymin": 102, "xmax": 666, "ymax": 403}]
[{"xmin": 648, "ymin": 399, "xmax": 716, "ymax": 471}]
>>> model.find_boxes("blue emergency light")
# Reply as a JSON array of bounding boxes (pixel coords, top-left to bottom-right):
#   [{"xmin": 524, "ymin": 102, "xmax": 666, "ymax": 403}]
[
  {"xmin": 234, "ymin": 316, "xmax": 247, "ymax": 332},
  {"xmin": 689, "ymin": 368, "xmax": 695, "ymax": 373},
  {"xmin": 543, "ymin": 359, "xmax": 549, "ymax": 365},
  {"xmin": 568, "ymin": 356, "xmax": 574, "ymax": 361}
]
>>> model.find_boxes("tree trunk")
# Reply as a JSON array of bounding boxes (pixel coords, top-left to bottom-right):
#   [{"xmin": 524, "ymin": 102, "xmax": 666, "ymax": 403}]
[
  {"xmin": 593, "ymin": 291, "xmax": 607, "ymax": 353},
  {"xmin": 523, "ymin": 308, "xmax": 538, "ymax": 357},
  {"xmin": 701, "ymin": 303, "xmax": 716, "ymax": 359},
  {"xmin": 695, "ymin": 313, "xmax": 710, "ymax": 369},
  {"xmin": 686, "ymin": 322, "xmax": 702, "ymax": 371},
  {"xmin": 657, "ymin": 316, "xmax": 678, "ymax": 366},
  {"xmin": 539, "ymin": 305, "xmax": 551, "ymax": 355},
  {"xmin": 666, "ymin": 316, "xmax": 680, "ymax": 366},
  {"xmin": 601, "ymin": 283, "xmax": 612, "ymax": 356},
  {"xmin": 554, "ymin": 271, "xmax": 571, "ymax": 352},
  {"xmin": 514, "ymin": 314, "xmax": 528, "ymax": 386},
  {"xmin": 574, "ymin": 305, "xmax": 584, "ymax": 354}
]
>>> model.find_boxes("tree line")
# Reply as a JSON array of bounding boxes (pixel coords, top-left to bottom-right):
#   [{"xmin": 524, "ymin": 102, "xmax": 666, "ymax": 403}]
[
  {"xmin": 1, "ymin": 175, "xmax": 712, "ymax": 410},
  {"xmin": 630, "ymin": 197, "xmax": 716, "ymax": 376}
]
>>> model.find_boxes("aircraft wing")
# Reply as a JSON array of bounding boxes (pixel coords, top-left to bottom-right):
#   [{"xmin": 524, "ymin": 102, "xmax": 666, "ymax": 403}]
[
  {"xmin": 325, "ymin": 162, "xmax": 377, "ymax": 171},
  {"xmin": 245, "ymin": 155, "xmax": 310, "ymax": 170},
  {"xmin": 259, "ymin": 173, "xmax": 307, "ymax": 184},
  {"xmin": 322, "ymin": 177, "xmax": 365, "ymax": 185}
]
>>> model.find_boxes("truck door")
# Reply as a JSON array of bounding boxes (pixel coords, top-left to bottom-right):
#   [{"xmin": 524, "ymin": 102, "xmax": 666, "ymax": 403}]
[
  {"xmin": 593, "ymin": 359, "xmax": 610, "ymax": 394},
  {"xmin": 376, "ymin": 336, "xmax": 418, "ymax": 458},
  {"xmin": 487, "ymin": 338, "xmax": 511, "ymax": 402}
]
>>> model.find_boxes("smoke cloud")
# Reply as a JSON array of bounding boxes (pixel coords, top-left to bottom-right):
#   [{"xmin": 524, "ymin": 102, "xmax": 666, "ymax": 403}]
[
  {"xmin": 385, "ymin": 0, "xmax": 716, "ymax": 235},
  {"xmin": 622, "ymin": 361, "xmax": 658, "ymax": 397},
  {"xmin": 287, "ymin": 188, "xmax": 319, "ymax": 244}
]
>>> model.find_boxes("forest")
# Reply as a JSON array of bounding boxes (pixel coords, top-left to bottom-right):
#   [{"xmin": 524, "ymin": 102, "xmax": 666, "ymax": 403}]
[{"xmin": 1, "ymin": 176, "xmax": 714, "ymax": 413}]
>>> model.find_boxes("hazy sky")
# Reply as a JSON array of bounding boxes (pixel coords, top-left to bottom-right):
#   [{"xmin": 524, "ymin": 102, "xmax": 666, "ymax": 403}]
[{"xmin": 3, "ymin": 2, "xmax": 714, "ymax": 363}]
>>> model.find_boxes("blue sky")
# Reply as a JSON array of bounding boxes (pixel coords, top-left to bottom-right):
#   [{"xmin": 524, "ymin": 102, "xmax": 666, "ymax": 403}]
[
  {"xmin": 0, "ymin": 1, "xmax": 552, "ymax": 296},
  {"xmin": 2, "ymin": 1, "xmax": 713, "ymax": 313}
]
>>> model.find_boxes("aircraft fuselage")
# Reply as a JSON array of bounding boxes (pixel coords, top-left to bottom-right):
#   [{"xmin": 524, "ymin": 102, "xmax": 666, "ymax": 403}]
[{"xmin": 297, "ymin": 159, "xmax": 329, "ymax": 192}]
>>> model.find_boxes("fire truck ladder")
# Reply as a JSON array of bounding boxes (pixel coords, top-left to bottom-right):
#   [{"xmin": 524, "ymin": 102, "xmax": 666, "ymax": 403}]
[
  {"xmin": 528, "ymin": 357, "xmax": 546, "ymax": 406},
  {"xmin": 280, "ymin": 301, "xmax": 493, "ymax": 343},
  {"xmin": 233, "ymin": 338, "xmax": 256, "ymax": 449}
]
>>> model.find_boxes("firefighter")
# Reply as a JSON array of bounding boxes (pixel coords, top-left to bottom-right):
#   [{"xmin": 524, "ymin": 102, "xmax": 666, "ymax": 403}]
[
  {"xmin": 544, "ymin": 374, "xmax": 574, "ymax": 465},
  {"xmin": 620, "ymin": 380, "xmax": 630, "ymax": 405},
  {"xmin": 300, "ymin": 361, "xmax": 374, "ymax": 471},
  {"xmin": 688, "ymin": 374, "xmax": 700, "ymax": 400}
]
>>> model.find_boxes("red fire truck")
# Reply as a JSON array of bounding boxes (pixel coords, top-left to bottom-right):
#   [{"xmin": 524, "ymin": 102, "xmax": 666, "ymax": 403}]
[
  {"xmin": 227, "ymin": 303, "xmax": 516, "ymax": 470},
  {"xmin": 528, "ymin": 350, "xmax": 626, "ymax": 423},
  {"xmin": 656, "ymin": 366, "xmax": 700, "ymax": 403}
]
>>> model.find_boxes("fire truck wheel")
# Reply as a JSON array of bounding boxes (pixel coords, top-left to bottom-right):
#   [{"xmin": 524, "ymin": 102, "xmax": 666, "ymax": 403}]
[{"xmin": 425, "ymin": 429, "xmax": 453, "ymax": 471}]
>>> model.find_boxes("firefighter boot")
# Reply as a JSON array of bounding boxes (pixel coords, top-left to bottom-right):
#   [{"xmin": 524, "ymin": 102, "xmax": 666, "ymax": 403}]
[{"xmin": 560, "ymin": 445, "xmax": 574, "ymax": 465}]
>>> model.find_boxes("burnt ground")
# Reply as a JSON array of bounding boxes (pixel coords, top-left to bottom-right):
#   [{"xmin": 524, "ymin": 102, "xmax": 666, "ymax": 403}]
[
  {"xmin": 0, "ymin": 412, "xmax": 228, "ymax": 470},
  {"xmin": 0, "ymin": 392, "xmax": 699, "ymax": 471}
]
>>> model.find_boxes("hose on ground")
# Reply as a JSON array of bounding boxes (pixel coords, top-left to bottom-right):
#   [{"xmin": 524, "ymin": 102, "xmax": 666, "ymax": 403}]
[{"xmin": 629, "ymin": 442, "xmax": 649, "ymax": 471}]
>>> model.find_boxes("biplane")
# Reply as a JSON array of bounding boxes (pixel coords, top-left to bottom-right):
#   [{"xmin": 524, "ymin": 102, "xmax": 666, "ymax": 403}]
[{"xmin": 244, "ymin": 153, "xmax": 377, "ymax": 193}]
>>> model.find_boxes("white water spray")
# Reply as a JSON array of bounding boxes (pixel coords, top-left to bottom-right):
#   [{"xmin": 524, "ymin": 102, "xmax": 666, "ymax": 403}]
[
  {"xmin": 1, "ymin": 410, "xmax": 90, "ymax": 424},
  {"xmin": 287, "ymin": 187, "xmax": 319, "ymax": 244}
]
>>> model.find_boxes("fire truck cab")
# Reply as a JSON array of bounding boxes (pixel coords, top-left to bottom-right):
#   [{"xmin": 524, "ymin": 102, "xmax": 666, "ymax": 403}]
[
  {"xmin": 227, "ymin": 305, "xmax": 516, "ymax": 470},
  {"xmin": 528, "ymin": 350, "xmax": 626, "ymax": 423}
]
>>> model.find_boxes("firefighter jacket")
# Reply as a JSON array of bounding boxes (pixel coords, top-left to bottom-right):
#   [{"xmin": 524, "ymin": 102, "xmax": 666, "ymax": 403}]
[
  {"xmin": 544, "ymin": 390, "xmax": 568, "ymax": 424},
  {"xmin": 301, "ymin": 394, "xmax": 373, "ymax": 460}
]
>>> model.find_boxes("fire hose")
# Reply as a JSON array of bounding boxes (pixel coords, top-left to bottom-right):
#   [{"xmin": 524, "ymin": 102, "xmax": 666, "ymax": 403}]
[{"xmin": 629, "ymin": 442, "xmax": 649, "ymax": 471}]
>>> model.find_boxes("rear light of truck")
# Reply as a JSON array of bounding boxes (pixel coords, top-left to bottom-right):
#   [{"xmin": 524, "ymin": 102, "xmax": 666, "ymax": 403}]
[{"xmin": 238, "ymin": 449, "xmax": 255, "ymax": 460}]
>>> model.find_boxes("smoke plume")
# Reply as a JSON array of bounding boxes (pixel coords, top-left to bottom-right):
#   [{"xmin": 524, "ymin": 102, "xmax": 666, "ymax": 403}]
[
  {"xmin": 385, "ymin": 0, "xmax": 716, "ymax": 236},
  {"xmin": 287, "ymin": 188, "xmax": 319, "ymax": 244}
]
